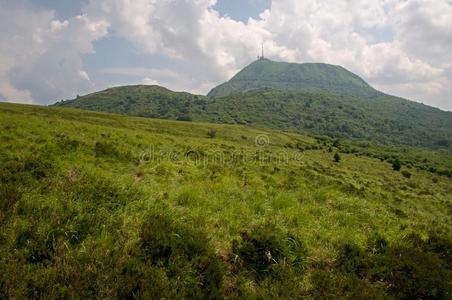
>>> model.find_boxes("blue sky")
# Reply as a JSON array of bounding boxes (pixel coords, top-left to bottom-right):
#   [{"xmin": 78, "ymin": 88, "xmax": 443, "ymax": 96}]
[
  {"xmin": 35, "ymin": 0, "xmax": 271, "ymax": 22},
  {"xmin": 214, "ymin": 0, "xmax": 271, "ymax": 22},
  {"xmin": 0, "ymin": 0, "xmax": 451, "ymax": 110}
]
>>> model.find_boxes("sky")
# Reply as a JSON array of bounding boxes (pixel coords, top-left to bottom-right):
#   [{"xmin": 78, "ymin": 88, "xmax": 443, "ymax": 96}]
[{"xmin": 0, "ymin": 0, "xmax": 451, "ymax": 111}]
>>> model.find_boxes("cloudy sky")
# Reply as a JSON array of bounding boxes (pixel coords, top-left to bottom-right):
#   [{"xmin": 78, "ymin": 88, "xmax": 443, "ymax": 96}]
[{"xmin": 1, "ymin": 0, "xmax": 451, "ymax": 111}]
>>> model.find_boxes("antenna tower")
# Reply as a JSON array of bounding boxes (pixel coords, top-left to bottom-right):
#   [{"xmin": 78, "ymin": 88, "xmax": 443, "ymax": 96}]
[{"xmin": 258, "ymin": 43, "xmax": 265, "ymax": 60}]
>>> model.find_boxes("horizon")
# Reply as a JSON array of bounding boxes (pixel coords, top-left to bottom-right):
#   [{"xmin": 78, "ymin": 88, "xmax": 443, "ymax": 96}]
[{"xmin": 0, "ymin": 0, "xmax": 451, "ymax": 111}]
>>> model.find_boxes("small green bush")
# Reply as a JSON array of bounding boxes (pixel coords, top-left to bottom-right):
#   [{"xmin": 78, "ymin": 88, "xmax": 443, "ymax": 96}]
[
  {"xmin": 55, "ymin": 135, "xmax": 79, "ymax": 151},
  {"xmin": 0, "ymin": 183, "xmax": 21, "ymax": 222},
  {"xmin": 336, "ymin": 232, "xmax": 450, "ymax": 299},
  {"xmin": 22, "ymin": 154, "xmax": 54, "ymax": 180},
  {"xmin": 232, "ymin": 223, "xmax": 307, "ymax": 280},
  {"xmin": 94, "ymin": 141, "xmax": 118, "ymax": 157},
  {"xmin": 207, "ymin": 129, "xmax": 217, "ymax": 138},
  {"xmin": 401, "ymin": 170, "xmax": 411, "ymax": 178},
  {"xmin": 392, "ymin": 159, "xmax": 402, "ymax": 171},
  {"xmin": 176, "ymin": 115, "xmax": 192, "ymax": 122},
  {"xmin": 140, "ymin": 214, "xmax": 224, "ymax": 299},
  {"xmin": 333, "ymin": 139, "xmax": 340, "ymax": 148}
]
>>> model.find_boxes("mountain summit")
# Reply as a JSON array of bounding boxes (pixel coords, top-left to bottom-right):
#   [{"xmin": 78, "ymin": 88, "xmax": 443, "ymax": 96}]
[{"xmin": 208, "ymin": 59, "xmax": 378, "ymax": 98}]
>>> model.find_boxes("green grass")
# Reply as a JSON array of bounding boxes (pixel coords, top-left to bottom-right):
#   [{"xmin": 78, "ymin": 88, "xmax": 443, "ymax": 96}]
[{"xmin": 1, "ymin": 103, "xmax": 451, "ymax": 298}]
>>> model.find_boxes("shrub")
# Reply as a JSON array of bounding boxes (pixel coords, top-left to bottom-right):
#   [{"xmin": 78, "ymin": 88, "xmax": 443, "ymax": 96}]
[
  {"xmin": 139, "ymin": 214, "xmax": 224, "ymax": 299},
  {"xmin": 401, "ymin": 170, "xmax": 411, "ymax": 178},
  {"xmin": 207, "ymin": 129, "xmax": 217, "ymax": 138},
  {"xmin": 336, "ymin": 233, "xmax": 450, "ymax": 299},
  {"xmin": 176, "ymin": 115, "xmax": 192, "ymax": 122},
  {"xmin": 0, "ymin": 183, "xmax": 21, "ymax": 221},
  {"xmin": 55, "ymin": 135, "xmax": 79, "ymax": 151},
  {"xmin": 382, "ymin": 246, "xmax": 448, "ymax": 299},
  {"xmin": 94, "ymin": 141, "xmax": 118, "ymax": 157},
  {"xmin": 22, "ymin": 154, "xmax": 53, "ymax": 180},
  {"xmin": 333, "ymin": 139, "xmax": 340, "ymax": 148},
  {"xmin": 392, "ymin": 159, "xmax": 402, "ymax": 171},
  {"xmin": 15, "ymin": 226, "xmax": 54, "ymax": 265},
  {"xmin": 232, "ymin": 223, "xmax": 307, "ymax": 280}
]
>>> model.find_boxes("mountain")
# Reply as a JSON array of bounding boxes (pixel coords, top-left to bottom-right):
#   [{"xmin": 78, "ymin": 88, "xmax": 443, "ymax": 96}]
[
  {"xmin": 207, "ymin": 58, "xmax": 378, "ymax": 98},
  {"xmin": 55, "ymin": 59, "xmax": 452, "ymax": 149},
  {"xmin": 54, "ymin": 85, "xmax": 206, "ymax": 120}
]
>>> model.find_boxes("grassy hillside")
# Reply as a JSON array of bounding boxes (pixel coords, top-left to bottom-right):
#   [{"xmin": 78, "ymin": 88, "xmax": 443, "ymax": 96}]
[
  {"xmin": 55, "ymin": 85, "xmax": 452, "ymax": 150},
  {"xmin": 55, "ymin": 85, "xmax": 206, "ymax": 120},
  {"xmin": 1, "ymin": 103, "xmax": 451, "ymax": 298},
  {"xmin": 207, "ymin": 59, "xmax": 377, "ymax": 98}
]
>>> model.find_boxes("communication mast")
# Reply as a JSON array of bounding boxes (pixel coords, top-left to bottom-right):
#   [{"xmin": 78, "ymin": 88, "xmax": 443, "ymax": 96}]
[{"xmin": 258, "ymin": 43, "xmax": 265, "ymax": 60}]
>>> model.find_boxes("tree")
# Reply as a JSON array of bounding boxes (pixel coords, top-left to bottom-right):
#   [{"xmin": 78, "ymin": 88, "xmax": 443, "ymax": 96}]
[
  {"xmin": 334, "ymin": 152, "xmax": 341, "ymax": 163},
  {"xmin": 392, "ymin": 159, "xmax": 401, "ymax": 171}
]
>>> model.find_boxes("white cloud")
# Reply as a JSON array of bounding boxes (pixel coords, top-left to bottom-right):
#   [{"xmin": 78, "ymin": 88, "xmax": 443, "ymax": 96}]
[
  {"xmin": 78, "ymin": 0, "xmax": 452, "ymax": 110},
  {"xmin": 0, "ymin": 0, "xmax": 108, "ymax": 104},
  {"xmin": 142, "ymin": 77, "xmax": 160, "ymax": 86},
  {"xmin": 1, "ymin": 0, "xmax": 451, "ymax": 110}
]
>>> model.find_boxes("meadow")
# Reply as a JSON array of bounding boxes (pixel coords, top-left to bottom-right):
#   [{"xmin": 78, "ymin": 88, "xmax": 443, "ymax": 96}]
[{"xmin": 0, "ymin": 103, "xmax": 451, "ymax": 299}]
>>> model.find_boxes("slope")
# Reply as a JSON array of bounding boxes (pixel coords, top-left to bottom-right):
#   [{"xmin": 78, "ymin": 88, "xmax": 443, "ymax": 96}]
[{"xmin": 1, "ymin": 103, "xmax": 451, "ymax": 298}]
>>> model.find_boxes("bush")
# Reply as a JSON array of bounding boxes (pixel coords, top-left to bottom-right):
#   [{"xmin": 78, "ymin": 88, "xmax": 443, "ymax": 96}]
[
  {"xmin": 232, "ymin": 223, "xmax": 307, "ymax": 280},
  {"xmin": 94, "ymin": 141, "xmax": 118, "ymax": 158},
  {"xmin": 401, "ymin": 170, "xmax": 411, "ymax": 178},
  {"xmin": 333, "ymin": 139, "xmax": 340, "ymax": 148},
  {"xmin": 55, "ymin": 135, "xmax": 79, "ymax": 151},
  {"xmin": 0, "ymin": 183, "xmax": 21, "ymax": 222},
  {"xmin": 139, "ymin": 214, "xmax": 224, "ymax": 299},
  {"xmin": 207, "ymin": 129, "xmax": 217, "ymax": 138},
  {"xmin": 176, "ymin": 115, "xmax": 192, "ymax": 122},
  {"xmin": 392, "ymin": 159, "xmax": 402, "ymax": 171},
  {"xmin": 22, "ymin": 154, "xmax": 54, "ymax": 180},
  {"xmin": 336, "ymin": 232, "xmax": 450, "ymax": 299}
]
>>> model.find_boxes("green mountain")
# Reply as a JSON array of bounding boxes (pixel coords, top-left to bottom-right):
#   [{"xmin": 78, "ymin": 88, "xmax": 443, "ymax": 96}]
[
  {"xmin": 207, "ymin": 58, "xmax": 378, "ymax": 98},
  {"xmin": 1, "ymin": 103, "xmax": 451, "ymax": 298},
  {"xmin": 55, "ymin": 59, "xmax": 452, "ymax": 150},
  {"xmin": 55, "ymin": 85, "xmax": 206, "ymax": 120}
]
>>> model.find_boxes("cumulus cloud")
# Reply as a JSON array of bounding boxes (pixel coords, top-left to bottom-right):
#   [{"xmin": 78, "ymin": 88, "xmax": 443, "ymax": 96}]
[
  {"xmin": 0, "ymin": 0, "xmax": 107, "ymax": 104},
  {"xmin": 0, "ymin": 0, "xmax": 451, "ymax": 110},
  {"xmin": 79, "ymin": 0, "xmax": 452, "ymax": 110},
  {"xmin": 84, "ymin": 0, "xmax": 268, "ymax": 91}
]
